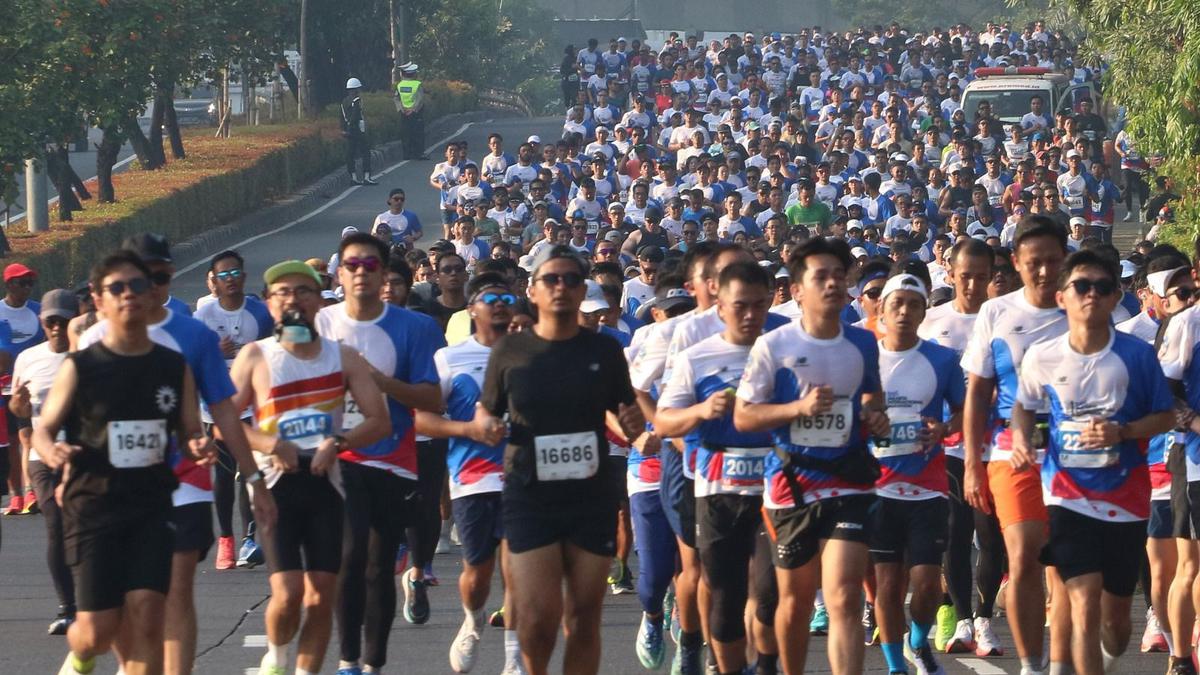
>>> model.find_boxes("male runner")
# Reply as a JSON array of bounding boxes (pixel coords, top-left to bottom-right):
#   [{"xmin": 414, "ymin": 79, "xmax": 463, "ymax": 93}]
[
  {"xmin": 314, "ymin": 232, "xmax": 445, "ymax": 674},
  {"xmin": 870, "ymin": 273, "xmax": 965, "ymax": 675},
  {"xmin": 476, "ymin": 246, "xmax": 644, "ymax": 675},
  {"xmin": 963, "ymin": 215, "xmax": 1070, "ymax": 675},
  {"xmin": 1016, "ymin": 249, "xmax": 1174, "ymax": 674},
  {"xmin": 229, "ymin": 260, "xmax": 390, "ymax": 675},
  {"xmin": 656, "ymin": 261, "xmax": 781, "ymax": 675},
  {"xmin": 37, "ymin": 251, "xmax": 213, "ymax": 675},
  {"xmin": 735, "ymin": 237, "xmax": 890, "ymax": 675}
]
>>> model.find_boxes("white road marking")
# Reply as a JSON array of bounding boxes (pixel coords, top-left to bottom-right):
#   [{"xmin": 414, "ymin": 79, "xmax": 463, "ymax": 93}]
[
  {"xmin": 173, "ymin": 120, "xmax": 475, "ymax": 276},
  {"xmin": 955, "ymin": 657, "xmax": 1008, "ymax": 673},
  {"xmin": 242, "ymin": 634, "xmax": 268, "ymax": 648}
]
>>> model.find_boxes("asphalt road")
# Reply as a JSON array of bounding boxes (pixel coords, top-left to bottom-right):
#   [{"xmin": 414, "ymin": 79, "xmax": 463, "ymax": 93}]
[{"xmin": 0, "ymin": 116, "xmax": 1168, "ymax": 674}]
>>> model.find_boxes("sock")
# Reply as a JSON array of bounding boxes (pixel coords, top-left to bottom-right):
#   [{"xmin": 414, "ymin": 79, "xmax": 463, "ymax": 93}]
[
  {"xmin": 363, "ymin": 668, "xmax": 378, "ymax": 674},
  {"xmin": 504, "ymin": 629, "xmax": 521, "ymax": 666},
  {"xmin": 680, "ymin": 629, "xmax": 703, "ymax": 650},
  {"xmin": 70, "ymin": 653, "xmax": 96, "ymax": 674},
  {"xmin": 265, "ymin": 642, "xmax": 289, "ymax": 668},
  {"xmin": 1164, "ymin": 630, "xmax": 1176, "ymax": 657},
  {"xmin": 1101, "ymin": 642, "xmax": 1118, "ymax": 673},
  {"xmin": 881, "ymin": 643, "xmax": 906, "ymax": 673},
  {"xmin": 295, "ymin": 670, "xmax": 316, "ymax": 675},
  {"xmin": 814, "ymin": 589, "xmax": 825, "ymax": 609},
  {"xmin": 755, "ymin": 653, "xmax": 778, "ymax": 675},
  {"xmin": 909, "ymin": 619, "xmax": 932, "ymax": 649},
  {"xmin": 1047, "ymin": 662, "xmax": 1068, "ymax": 675},
  {"xmin": 337, "ymin": 661, "xmax": 359, "ymax": 670},
  {"xmin": 464, "ymin": 604, "xmax": 485, "ymax": 632},
  {"xmin": 1020, "ymin": 656, "xmax": 1043, "ymax": 673}
]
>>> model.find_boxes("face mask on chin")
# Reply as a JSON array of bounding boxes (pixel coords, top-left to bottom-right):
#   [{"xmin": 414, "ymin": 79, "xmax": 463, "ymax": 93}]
[{"xmin": 275, "ymin": 309, "xmax": 315, "ymax": 344}]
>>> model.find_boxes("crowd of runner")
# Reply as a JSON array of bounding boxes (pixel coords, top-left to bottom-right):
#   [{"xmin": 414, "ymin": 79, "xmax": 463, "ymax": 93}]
[{"xmin": 0, "ymin": 18, "xmax": 1193, "ymax": 675}]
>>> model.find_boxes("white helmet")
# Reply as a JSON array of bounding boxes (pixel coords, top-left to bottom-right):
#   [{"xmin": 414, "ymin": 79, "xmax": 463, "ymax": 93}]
[{"xmin": 346, "ymin": 77, "xmax": 363, "ymax": 89}]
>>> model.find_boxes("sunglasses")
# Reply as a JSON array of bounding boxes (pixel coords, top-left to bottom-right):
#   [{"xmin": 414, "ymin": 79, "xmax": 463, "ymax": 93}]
[
  {"xmin": 9, "ymin": 278, "xmax": 34, "ymax": 288},
  {"xmin": 536, "ymin": 272, "xmax": 585, "ymax": 288},
  {"xmin": 862, "ymin": 286, "xmax": 884, "ymax": 300},
  {"xmin": 476, "ymin": 292, "xmax": 518, "ymax": 306},
  {"xmin": 1167, "ymin": 286, "xmax": 1196, "ymax": 301},
  {"xmin": 101, "ymin": 278, "xmax": 150, "ymax": 296},
  {"xmin": 149, "ymin": 270, "xmax": 173, "ymax": 286},
  {"xmin": 215, "ymin": 269, "xmax": 244, "ymax": 281},
  {"xmin": 343, "ymin": 256, "xmax": 381, "ymax": 273},
  {"xmin": 439, "ymin": 264, "xmax": 467, "ymax": 275},
  {"xmin": 1068, "ymin": 278, "xmax": 1117, "ymax": 297}
]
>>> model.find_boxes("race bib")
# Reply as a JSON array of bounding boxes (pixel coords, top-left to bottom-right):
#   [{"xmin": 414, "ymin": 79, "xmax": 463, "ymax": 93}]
[
  {"xmin": 1067, "ymin": 194, "xmax": 1084, "ymax": 210},
  {"xmin": 277, "ymin": 407, "xmax": 333, "ymax": 452},
  {"xmin": 790, "ymin": 397, "xmax": 853, "ymax": 447},
  {"xmin": 534, "ymin": 431, "xmax": 599, "ymax": 481},
  {"xmin": 1057, "ymin": 419, "xmax": 1119, "ymax": 469},
  {"xmin": 108, "ymin": 419, "xmax": 168, "ymax": 468},
  {"xmin": 587, "ymin": 221, "xmax": 600, "ymax": 235},
  {"xmin": 874, "ymin": 412, "xmax": 923, "ymax": 458},
  {"xmin": 343, "ymin": 395, "xmax": 364, "ymax": 431},
  {"xmin": 720, "ymin": 447, "xmax": 768, "ymax": 488},
  {"xmin": 988, "ymin": 194, "xmax": 1002, "ymax": 207},
  {"xmin": 1083, "ymin": 130, "xmax": 1097, "ymax": 141}
]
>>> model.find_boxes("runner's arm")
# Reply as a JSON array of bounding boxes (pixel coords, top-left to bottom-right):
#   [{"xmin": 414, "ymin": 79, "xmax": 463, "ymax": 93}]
[
  {"xmin": 31, "ymin": 357, "xmax": 80, "ymax": 470},
  {"xmin": 341, "ymin": 346, "xmax": 392, "ymax": 449},
  {"xmin": 370, "ymin": 369, "xmax": 443, "ymax": 414}
]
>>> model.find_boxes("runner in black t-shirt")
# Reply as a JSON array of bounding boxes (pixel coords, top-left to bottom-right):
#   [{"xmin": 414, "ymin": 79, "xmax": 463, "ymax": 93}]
[
  {"xmin": 477, "ymin": 245, "xmax": 644, "ymax": 675},
  {"xmin": 35, "ymin": 250, "xmax": 213, "ymax": 675}
]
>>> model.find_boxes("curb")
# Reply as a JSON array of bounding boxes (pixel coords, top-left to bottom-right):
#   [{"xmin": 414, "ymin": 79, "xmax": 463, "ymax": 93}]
[{"xmin": 171, "ymin": 110, "xmax": 496, "ymax": 268}]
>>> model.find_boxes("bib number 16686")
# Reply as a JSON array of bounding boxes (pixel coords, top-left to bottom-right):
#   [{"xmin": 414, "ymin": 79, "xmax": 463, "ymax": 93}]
[{"xmin": 534, "ymin": 432, "xmax": 599, "ymax": 481}]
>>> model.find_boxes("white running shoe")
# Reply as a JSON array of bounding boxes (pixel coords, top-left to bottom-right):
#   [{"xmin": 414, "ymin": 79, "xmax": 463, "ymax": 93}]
[
  {"xmin": 974, "ymin": 616, "xmax": 1003, "ymax": 656},
  {"xmin": 449, "ymin": 619, "xmax": 482, "ymax": 672},
  {"xmin": 1141, "ymin": 607, "xmax": 1169, "ymax": 652},
  {"xmin": 500, "ymin": 658, "xmax": 528, "ymax": 675},
  {"xmin": 946, "ymin": 618, "xmax": 977, "ymax": 654}
]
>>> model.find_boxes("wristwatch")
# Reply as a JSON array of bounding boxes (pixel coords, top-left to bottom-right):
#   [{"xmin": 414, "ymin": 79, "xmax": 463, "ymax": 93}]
[
  {"xmin": 244, "ymin": 470, "xmax": 265, "ymax": 485},
  {"xmin": 332, "ymin": 434, "xmax": 350, "ymax": 451}
]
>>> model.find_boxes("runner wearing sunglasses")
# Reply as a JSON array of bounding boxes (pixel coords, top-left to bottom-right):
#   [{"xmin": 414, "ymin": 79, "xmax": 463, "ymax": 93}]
[{"xmin": 315, "ymin": 232, "xmax": 446, "ymax": 673}]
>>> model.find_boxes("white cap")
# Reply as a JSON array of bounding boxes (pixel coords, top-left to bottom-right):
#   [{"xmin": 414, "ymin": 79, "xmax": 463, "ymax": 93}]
[
  {"xmin": 517, "ymin": 254, "xmax": 536, "ymax": 272},
  {"xmin": 1066, "ymin": 149, "xmax": 1081, "ymax": 159},
  {"xmin": 1069, "ymin": 216, "xmax": 1088, "ymax": 228},
  {"xmin": 881, "ymin": 273, "xmax": 929, "ymax": 301},
  {"xmin": 775, "ymin": 267, "xmax": 790, "ymax": 279},
  {"xmin": 341, "ymin": 226, "xmax": 359, "ymax": 238},
  {"xmin": 1148, "ymin": 267, "xmax": 1189, "ymax": 298},
  {"xmin": 527, "ymin": 135, "xmax": 542, "ymax": 144},
  {"xmin": 847, "ymin": 219, "xmax": 864, "ymax": 230},
  {"xmin": 321, "ymin": 289, "xmax": 338, "ymax": 301},
  {"xmin": 850, "ymin": 246, "xmax": 869, "ymax": 258},
  {"xmin": 346, "ymin": 77, "xmax": 363, "ymax": 89},
  {"xmin": 581, "ymin": 279, "xmax": 610, "ymax": 313},
  {"xmin": 1119, "ymin": 259, "xmax": 1137, "ymax": 279}
]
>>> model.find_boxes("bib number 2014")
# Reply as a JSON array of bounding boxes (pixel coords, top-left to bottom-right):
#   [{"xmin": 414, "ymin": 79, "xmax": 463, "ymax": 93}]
[{"xmin": 534, "ymin": 432, "xmax": 599, "ymax": 481}]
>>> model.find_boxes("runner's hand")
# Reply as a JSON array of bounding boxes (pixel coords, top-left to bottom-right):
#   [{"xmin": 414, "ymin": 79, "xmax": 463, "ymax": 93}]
[
  {"xmin": 618, "ymin": 402, "xmax": 645, "ymax": 439},
  {"xmin": 920, "ymin": 418, "xmax": 946, "ymax": 451},
  {"xmin": 310, "ymin": 437, "xmax": 338, "ymax": 476},
  {"xmin": 249, "ymin": 483, "xmax": 277, "ymax": 534},
  {"xmin": 1009, "ymin": 441, "xmax": 1037, "ymax": 472},
  {"xmin": 700, "ymin": 389, "xmax": 734, "ymax": 420},
  {"xmin": 633, "ymin": 432, "xmax": 661, "ymax": 456},
  {"xmin": 271, "ymin": 439, "xmax": 300, "ymax": 473},
  {"xmin": 1081, "ymin": 418, "xmax": 1121, "ymax": 448},
  {"xmin": 10, "ymin": 383, "xmax": 29, "ymax": 411},
  {"xmin": 42, "ymin": 441, "xmax": 83, "ymax": 470},
  {"xmin": 795, "ymin": 385, "xmax": 833, "ymax": 417},
  {"xmin": 861, "ymin": 407, "xmax": 890, "ymax": 439},
  {"xmin": 470, "ymin": 403, "xmax": 507, "ymax": 446},
  {"xmin": 186, "ymin": 434, "xmax": 218, "ymax": 466},
  {"xmin": 964, "ymin": 459, "xmax": 993, "ymax": 514},
  {"xmin": 218, "ymin": 336, "xmax": 240, "ymax": 359}
]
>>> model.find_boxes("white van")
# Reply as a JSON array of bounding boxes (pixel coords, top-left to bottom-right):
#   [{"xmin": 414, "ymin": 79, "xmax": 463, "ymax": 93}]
[{"xmin": 959, "ymin": 67, "xmax": 1101, "ymax": 126}]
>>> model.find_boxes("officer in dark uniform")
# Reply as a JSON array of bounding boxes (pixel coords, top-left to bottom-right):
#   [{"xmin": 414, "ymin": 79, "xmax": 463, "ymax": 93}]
[{"xmin": 342, "ymin": 78, "xmax": 378, "ymax": 185}]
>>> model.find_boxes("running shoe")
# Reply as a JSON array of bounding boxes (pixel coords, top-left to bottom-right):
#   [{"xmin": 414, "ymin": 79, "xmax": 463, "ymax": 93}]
[
  {"xmin": 1169, "ymin": 655, "xmax": 1199, "ymax": 675},
  {"xmin": 47, "ymin": 614, "xmax": 73, "ymax": 636},
  {"xmin": 500, "ymin": 660, "xmax": 527, "ymax": 675},
  {"xmin": 437, "ymin": 528, "xmax": 453, "ymax": 554},
  {"xmin": 670, "ymin": 643, "xmax": 702, "ymax": 675},
  {"xmin": 860, "ymin": 602, "xmax": 876, "ymax": 645},
  {"xmin": 609, "ymin": 560, "xmax": 635, "ymax": 595},
  {"xmin": 22, "ymin": 489, "xmax": 38, "ymax": 514},
  {"xmin": 973, "ymin": 616, "xmax": 1003, "ymax": 656},
  {"xmin": 636, "ymin": 613, "xmax": 665, "ymax": 670},
  {"xmin": 704, "ymin": 647, "xmax": 719, "ymax": 675},
  {"xmin": 994, "ymin": 574, "xmax": 1009, "ymax": 614},
  {"xmin": 945, "ymin": 618, "xmax": 977, "ymax": 654},
  {"xmin": 258, "ymin": 652, "xmax": 287, "ymax": 675},
  {"xmin": 663, "ymin": 586, "xmax": 679, "ymax": 645},
  {"xmin": 4, "ymin": 494, "xmax": 23, "ymax": 515},
  {"xmin": 449, "ymin": 619, "xmax": 482, "ymax": 672},
  {"xmin": 1141, "ymin": 607, "xmax": 1168, "ymax": 653},
  {"xmin": 809, "ymin": 603, "xmax": 829, "ymax": 636},
  {"xmin": 402, "ymin": 567, "xmax": 430, "ymax": 624},
  {"xmin": 1122, "ymin": 212, "xmax": 1133, "ymax": 222},
  {"xmin": 215, "ymin": 536, "xmax": 236, "ymax": 570},
  {"xmin": 335, "ymin": 668, "xmax": 362, "ymax": 675},
  {"xmin": 424, "ymin": 562, "xmax": 439, "ymax": 586},
  {"xmin": 933, "ymin": 604, "xmax": 956, "ymax": 652},
  {"xmin": 904, "ymin": 632, "xmax": 947, "ymax": 675},
  {"xmin": 236, "ymin": 536, "xmax": 264, "ymax": 568},
  {"xmin": 489, "ymin": 606, "xmax": 506, "ymax": 628}
]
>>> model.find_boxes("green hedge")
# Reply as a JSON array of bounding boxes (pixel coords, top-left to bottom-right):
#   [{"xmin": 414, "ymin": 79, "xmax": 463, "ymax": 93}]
[{"xmin": 15, "ymin": 83, "xmax": 476, "ymax": 290}]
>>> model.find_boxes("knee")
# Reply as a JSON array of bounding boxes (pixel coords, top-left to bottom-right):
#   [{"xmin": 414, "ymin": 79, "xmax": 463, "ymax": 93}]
[
  {"xmin": 304, "ymin": 581, "xmax": 337, "ymax": 613},
  {"xmin": 822, "ymin": 583, "xmax": 862, "ymax": 616},
  {"xmin": 272, "ymin": 578, "xmax": 305, "ymax": 613}
]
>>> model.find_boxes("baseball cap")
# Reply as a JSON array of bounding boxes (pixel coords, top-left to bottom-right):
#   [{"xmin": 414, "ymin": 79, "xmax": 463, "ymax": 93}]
[
  {"xmin": 3, "ymin": 263, "xmax": 36, "ymax": 283},
  {"xmin": 881, "ymin": 273, "xmax": 929, "ymax": 301},
  {"xmin": 607, "ymin": 202, "xmax": 624, "ymax": 212},
  {"xmin": 580, "ymin": 280, "xmax": 610, "ymax": 313},
  {"xmin": 1148, "ymin": 267, "xmax": 1189, "ymax": 298},
  {"xmin": 850, "ymin": 246, "xmax": 869, "ymax": 259},
  {"xmin": 603, "ymin": 230, "xmax": 624, "ymax": 243},
  {"xmin": 122, "ymin": 232, "xmax": 173, "ymax": 263},
  {"xmin": 1119, "ymin": 259, "xmax": 1137, "ymax": 279},
  {"xmin": 527, "ymin": 135, "xmax": 541, "ymax": 144},
  {"xmin": 264, "ymin": 260, "xmax": 324, "ymax": 287},
  {"xmin": 656, "ymin": 287, "xmax": 696, "ymax": 314},
  {"xmin": 341, "ymin": 226, "xmax": 359, "ymax": 238},
  {"xmin": 1069, "ymin": 216, "xmax": 1088, "ymax": 228},
  {"xmin": 39, "ymin": 289, "xmax": 79, "ymax": 320},
  {"xmin": 637, "ymin": 245, "xmax": 665, "ymax": 262},
  {"xmin": 1066, "ymin": 149, "xmax": 1081, "ymax": 159}
]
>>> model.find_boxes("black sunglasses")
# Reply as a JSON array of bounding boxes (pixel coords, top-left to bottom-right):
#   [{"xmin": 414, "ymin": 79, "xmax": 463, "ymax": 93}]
[
  {"xmin": 149, "ymin": 271, "xmax": 173, "ymax": 286},
  {"xmin": 536, "ymin": 272, "xmax": 585, "ymax": 288},
  {"xmin": 1068, "ymin": 278, "xmax": 1117, "ymax": 297},
  {"xmin": 101, "ymin": 278, "xmax": 151, "ymax": 296},
  {"xmin": 1167, "ymin": 286, "xmax": 1196, "ymax": 301},
  {"xmin": 862, "ymin": 286, "xmax": 884, "ymax": 300}
]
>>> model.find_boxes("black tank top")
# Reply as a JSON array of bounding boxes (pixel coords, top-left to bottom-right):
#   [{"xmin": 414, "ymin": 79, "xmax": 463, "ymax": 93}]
[
  {"xmin": 62, "ymin": 342, "xmax": 185, "ymax": 534},
  {"xmin": 638, "ymin": 226, "xmax": 670, "ymax": 251}
]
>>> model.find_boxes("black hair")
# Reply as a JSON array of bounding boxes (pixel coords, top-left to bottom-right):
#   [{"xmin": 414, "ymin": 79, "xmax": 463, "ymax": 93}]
[
  {"xmin": 681, "ymin": 240, "xmax": 721, "ymax": 282},
  {"xmin": 339, "ymin": 232, "xmax": 391, "ymax": 265},
  {"xmin": 1012, "ymin": 214, "xmax": 1067, "ymax": 253},
  {"xmin": 786, "ymin": 237, "xmax": 853, "ymax": 280},
  {"xmin": 1058, "ymin": 249, "xmax": 1119, "ymax": 290},
  {"xmin": 91, "ymin": 249, "xmax": 150, "ymax": 291},
  {"xmin": 467, "ymin": 272, "xmax": 511, "ymax": 297},
  {"xmin": 209, "ymin": 249, "xmax": 244, "ymax": 273},
  {"xmin": 949, "ymin": 237, "xmax": 995, "ymax": 269},
  {"xmin": 702, "ymin": 243, "xmax": 749, "ymax": 281},
  {"xmin": 386, "ymin": 257, "xmax": 413, "ymax": 289},
  {"xmin": 718, "ymin": 260, "xmax": 772, "ymax": 292}
]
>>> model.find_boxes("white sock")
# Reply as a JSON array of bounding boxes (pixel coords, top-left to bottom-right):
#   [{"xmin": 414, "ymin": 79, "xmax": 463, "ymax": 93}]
[
  {"xmin": 1101, "ymin": 643, "xmax": 1118, "ymax": 673},
  {"xmin": 504, "ymin": 629, "xmax": 521, "ymax": 666},
  {"xmin": 295, "ymin": 669, "xmax": 317, "ymax": 675},
  {"xmin": 1047, "ymin": 662, "xmax": 1068, "ymax": 675},
  {"xmin": 464, "ymin": 604, "xmax": 485, "ymax": 632},
  {"xmin": 814, "ymin": 589, "xmax": 825, "ymax": 609},
  {"xmin": 264, "ymin": 642, "xmax": 289, "ymax": 668},
  {"xmin": 337, "ymin": 661, "xmax": 360, "ymax": 670},
  {"xmin": 1163, "ymin": 630, "xmax": 1176, "ymax": 656}
]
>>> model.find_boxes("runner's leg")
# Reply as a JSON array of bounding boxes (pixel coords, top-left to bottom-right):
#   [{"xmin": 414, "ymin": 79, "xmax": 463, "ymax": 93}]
[
  {"xmin": 561, "ymin": 542, "xmax": 613, "ymax": 675},
  {"xmin": 509, "ymin": 543, "xmax": 565, "ymax": 675},
  {"xmin": 164, "ymin": 551, "xmax": 200, "ymax": 675}
]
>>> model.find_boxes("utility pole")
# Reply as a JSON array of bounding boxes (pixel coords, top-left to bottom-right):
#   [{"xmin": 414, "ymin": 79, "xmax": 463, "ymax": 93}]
[
  {"xmin": 389, "ymin": 0, "xmax": 403, "ymax": 90},
  {"xmin": 25, "ymin": 157, "xmax": 48, "ymax": 234},
  {"xmin": 300, "ymin": 0, "xmax": 311, "ymax": 119}
]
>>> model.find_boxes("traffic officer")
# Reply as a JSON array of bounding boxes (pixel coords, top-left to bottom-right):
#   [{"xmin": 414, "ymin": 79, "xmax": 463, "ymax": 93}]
[
  {"xmin": 396, "ymin": 62, "xmax": 428, "ymax": 160},
  {"xmin": 342, "ymin": 78, "xmax": 378, "ymax": 186}
]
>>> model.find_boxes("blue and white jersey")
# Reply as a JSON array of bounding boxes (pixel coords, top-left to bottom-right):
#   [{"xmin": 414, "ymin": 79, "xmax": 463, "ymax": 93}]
[
  {"xmin": 165, "ymin": 296, "xmax": 192, "ymax": 318},
  {"xmin": 737, "ymin": 322, "xmax": 882, "ymax": 508},
  {"xmin": 480, "ymin": 151, "xmax": 517, "ymax": 185},
  {"xmin": 1157, "ymin": 305, "xmax": 1200, "ymax": 480},
  {"xmin": 374, "ymin": 209, "xmax": 424, "ymax": 244},
  {"xmin": 0, "ymin": 299, "xmax": 44, "ymax": 360},
  {"xmin": 874, "ymin": 340, "xmax": 966, "ymax": 500},
  {"xmin": 316, "ymin": 303, "xmax": 445, "ymax": 479},
  {"xmin": 659, "ymin": 334, "xmax": 773, "ymax": 497},
  {"xmin": 961, "ymin": 290, "xmax": 1067, "ymax": 461},
  {"xmin": 434, "ymin": 337, "xmax": 504, "ymax": 499},
  {"xmin": 1117, "ymin": 311, "xmax": 1158, "ymax": 345},
  {"xmin": 918, "ymin": 303, "xmax": 978, "ymax": 459},
  {"xmin": 79, "ymin": 309, "xmax": 234, "ymax": 506},
  {"xmin": 629, "ymin": 312, "xmax": 692, "ymax": 394},
  {"xmin": 1019, "ymin": 330, "xmax": 1172, "ymax": 521},
  {"xmin": 193, "ymin": 296, "xmax": 274, "ymax": 421}
]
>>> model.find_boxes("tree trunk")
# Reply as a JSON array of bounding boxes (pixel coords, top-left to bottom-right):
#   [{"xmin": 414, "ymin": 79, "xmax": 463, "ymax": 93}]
[
  {"xmin": 148, "ymin": 86, "xmax": 168, "ymax": 166},
  {"xmin": 96, "ymin": 126, "xmax": 121, "ymax": 203},
  {"xmin": 46, "ymin": 147, "xmax": 82, "ymax": 220},
  {"xmin": 164, "ymin": 97, "xmax": 186, "ymax": 159},
  {"xmin": 121, "ymin": 116, "xmax": 161, "ymax": 170}
]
